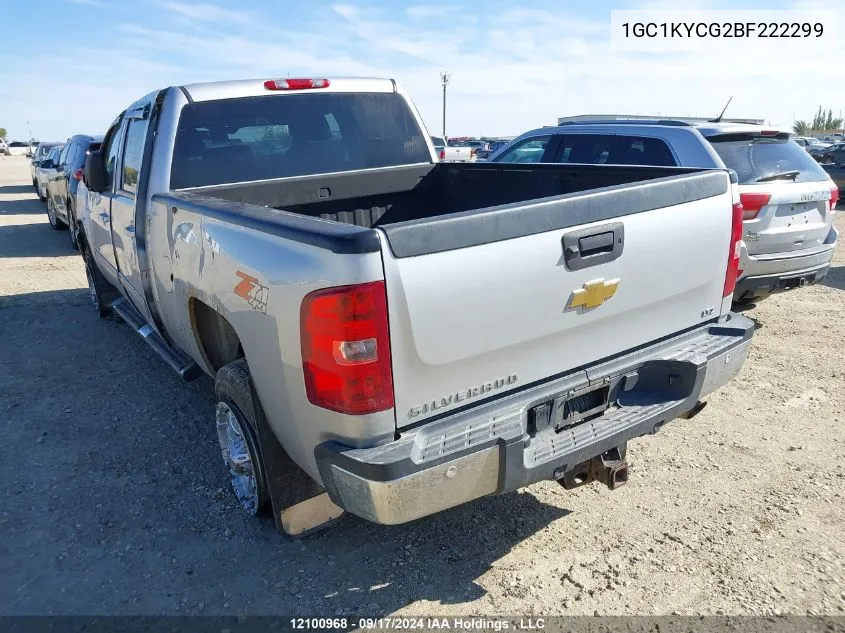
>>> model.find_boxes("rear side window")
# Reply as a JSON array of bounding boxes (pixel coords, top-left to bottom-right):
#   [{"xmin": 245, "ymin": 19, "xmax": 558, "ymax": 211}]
[
  {"xmin": 430, "ymin": 136, "xmax": 446, "ymax": 149},
  {"xmin": 170, "ymin": 93, "xmax": 430, "ymax": 189},
  {"xmin": 708, "ymin": 135, "xmax": 829, "ymax": 184},
  {"xmin": 553, "ymin": 134, "xmax": 677, "ymax": 166},
  {"xmin": 494, "ymin": 136, "xmax": 553, "ymax": 163}
]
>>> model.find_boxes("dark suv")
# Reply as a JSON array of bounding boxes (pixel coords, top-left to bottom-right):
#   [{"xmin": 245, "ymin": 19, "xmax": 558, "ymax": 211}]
[{"xmin": 45, "ymin": 134, "xmax": 103, "ymax": 248}]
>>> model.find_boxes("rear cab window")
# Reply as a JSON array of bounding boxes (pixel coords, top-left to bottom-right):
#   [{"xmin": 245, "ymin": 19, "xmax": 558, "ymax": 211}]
[
  {"xmin": 707, "ymin": 133, "xmax": 830, "ymax": 184},
  {"xmin": 170, "ymin": 93, "xmax": 430, "ymax": 189}
]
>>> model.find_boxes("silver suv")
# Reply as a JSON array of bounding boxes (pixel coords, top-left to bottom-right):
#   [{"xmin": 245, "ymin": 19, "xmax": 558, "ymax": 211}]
[{"xmin": 490, "ymin": 121, "xmax": 839, "ymax": 303}]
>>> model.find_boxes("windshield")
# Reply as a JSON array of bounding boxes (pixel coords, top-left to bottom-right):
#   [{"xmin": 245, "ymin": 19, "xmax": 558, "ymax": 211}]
[
  {"xmin": 708, "ymin": 135, "xmax": 830, "ymax": 184},
  {"xmin": 171, "ymin": 93, "xmax": 430, "ymax": 189}
]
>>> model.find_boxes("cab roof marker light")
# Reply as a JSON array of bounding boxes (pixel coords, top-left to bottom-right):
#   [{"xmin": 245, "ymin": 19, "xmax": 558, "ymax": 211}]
[{"xmin": 264, "ymin": 78, "xmax": 331, "ymax": 91}]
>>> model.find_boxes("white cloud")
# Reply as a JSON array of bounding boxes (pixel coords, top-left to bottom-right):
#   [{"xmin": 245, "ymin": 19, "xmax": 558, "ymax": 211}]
[{"xmin": 157, "ymin": 1, "xmax": 256, "ymax": 25}]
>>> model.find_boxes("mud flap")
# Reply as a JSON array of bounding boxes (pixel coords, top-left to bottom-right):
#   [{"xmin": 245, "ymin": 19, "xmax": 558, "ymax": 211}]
[{"xmin": 247, "ymin": 380, "xmax": 346, "ymax": 537}]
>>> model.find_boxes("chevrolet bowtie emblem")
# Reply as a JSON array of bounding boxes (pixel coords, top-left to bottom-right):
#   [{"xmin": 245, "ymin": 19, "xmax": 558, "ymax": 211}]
[{"xmin": 567, "ymin": 278, "xmax": 620, "ymax": 311}]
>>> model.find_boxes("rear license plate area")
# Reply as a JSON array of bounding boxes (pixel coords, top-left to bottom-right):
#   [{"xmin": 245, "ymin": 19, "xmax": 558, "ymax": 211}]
[{"xmin": 528, "ymin": 384, "xmax": 611, "ymax": 436}]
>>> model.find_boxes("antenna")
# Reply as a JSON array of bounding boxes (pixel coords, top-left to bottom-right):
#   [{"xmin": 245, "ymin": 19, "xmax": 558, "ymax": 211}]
[{"xmin": 710, "ymin": 96, "xmax": 733, "ymax": 123}]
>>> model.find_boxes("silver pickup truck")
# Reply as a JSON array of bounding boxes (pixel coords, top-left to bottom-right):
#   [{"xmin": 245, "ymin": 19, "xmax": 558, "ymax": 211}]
[{"xmin": 78, "ymin": 77, "xmax": 753, "ymax": 536}]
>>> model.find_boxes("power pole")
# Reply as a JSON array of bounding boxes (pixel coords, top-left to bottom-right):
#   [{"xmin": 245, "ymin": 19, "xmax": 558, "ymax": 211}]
[{"xmin": 440, "ymin": 71, "xmax": 450, "ymax": 138}]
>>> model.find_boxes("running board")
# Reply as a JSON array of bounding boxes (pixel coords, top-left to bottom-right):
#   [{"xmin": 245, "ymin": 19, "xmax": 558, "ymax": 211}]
[{"xmin": 111, "ymin": 298, "xmax": 202, "ymax": 381}]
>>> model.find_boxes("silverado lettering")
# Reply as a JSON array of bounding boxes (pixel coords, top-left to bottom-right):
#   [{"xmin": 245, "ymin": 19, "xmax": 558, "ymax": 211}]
[{"xmin": 407, "ymin": 374, "xmax": 519, "ymax": 419}]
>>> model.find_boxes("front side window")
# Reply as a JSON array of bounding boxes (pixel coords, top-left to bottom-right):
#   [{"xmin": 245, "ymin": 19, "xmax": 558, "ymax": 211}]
[
  {"xmin": 101, "ymin": 123, "xmax": 122, "ymax": 189},
  {"xmin": 494, "ymin": 136, "xmax": 553, "ymax": 164},
  {"xmin": 121, "ymin": 119, "xmax": 149, "ymax": 195}
]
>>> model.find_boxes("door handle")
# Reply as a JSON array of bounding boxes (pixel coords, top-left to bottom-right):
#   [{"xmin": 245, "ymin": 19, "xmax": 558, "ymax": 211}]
[{"xmin": 562, "ymin": 222, "xmax": 625, "ymax": 271}]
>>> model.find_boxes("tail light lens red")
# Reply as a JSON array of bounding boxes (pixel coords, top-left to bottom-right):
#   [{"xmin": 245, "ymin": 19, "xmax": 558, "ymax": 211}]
[
  {"xmin": 830, "ymin": 186, "xmax": 839, "ymax": 211},
  {"xmin": 72, "ymin": 168, "xmax": 84, "ymax": 181},
  {"xmin": 300, "ymin": 281, "xmax": 394, "ymax": 415},
  {"xmin": 439, "ymin": 149, "xmax": 445, "ymax": 160},
  {"xmin": 739, "ymin": 192, "xmax": 771, "ymax": 220},
  {"xmin": 723, "ymin": 201, "xmax": 744, "ymax": 298}
]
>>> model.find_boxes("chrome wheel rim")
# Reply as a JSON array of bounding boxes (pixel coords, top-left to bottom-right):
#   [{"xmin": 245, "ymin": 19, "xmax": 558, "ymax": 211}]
[
  {"xmin": 215, "ymin": 402, "xmax": 259, "ymax": 515},
  {"xmin": 46, "ymin": 200, "xmax": 56, "ymax": 225}
]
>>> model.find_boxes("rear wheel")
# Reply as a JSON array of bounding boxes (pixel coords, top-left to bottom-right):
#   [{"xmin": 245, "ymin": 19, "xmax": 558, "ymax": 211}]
[
  {"xmin": 46, "ymin": 195, "xmax": 67, "ymax": 231},
  {"xmin": 38, "ymin": 181, "xmax": 46, "ymax": 201},
  {"xmin": 214, "ymin": 359, "xmax": 269, "ymax": 517}
]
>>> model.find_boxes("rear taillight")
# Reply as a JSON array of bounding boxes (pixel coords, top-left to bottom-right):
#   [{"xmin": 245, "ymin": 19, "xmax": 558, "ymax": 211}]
[
  {"xmin": 739, "ymin": 192, "xmax": 771, "ymax": 220},
  {"xmin": 439, "ymin": 149, "xmax": 445, "ymax": 160},
  {"xmin": 724, "ymin": 201, "xmax": 744, "ymax": 298},
  {"xmin": 72, "ymin": 168, "xmax": 83, "ymax": 181},
  {"xmin": 264, "ymin": 78, "xmax": 330, "ymax": 91},
  {"xmin": 300, "ymin": 281, "xmax": 394, "ymax": 415},
  {"xmin": 830, "ymin": 186, "xmax": 839, "ymax": 211}
]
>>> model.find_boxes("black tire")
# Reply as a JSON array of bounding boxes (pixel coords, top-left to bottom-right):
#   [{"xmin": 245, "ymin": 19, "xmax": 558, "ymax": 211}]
[
  {"xmin": 37, "ymin": 182, "xmax": 46, "ymax": 202},
  {"xmin": 215, "ymin": 359, "xmax": 270, "ymax": 516},
  {"xmin": 46, "ymin": 195, "xmax": 67, "ymax": 231},
  {"xmin": 67, "ymin": 199, "xmax": 79, "ymax": 250},
  {"xmin": 82, "ymin": 243, "xmax": 117, "ymax": 317},
  {"xmin": 32, "ymin": 178, "xmax": 37, "ymax": 189}
]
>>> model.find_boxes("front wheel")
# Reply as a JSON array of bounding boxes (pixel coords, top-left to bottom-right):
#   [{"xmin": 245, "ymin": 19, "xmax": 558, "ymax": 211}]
[{"xmin": 215, "ymin": 359, "xmax": 269, "ymax": 517}]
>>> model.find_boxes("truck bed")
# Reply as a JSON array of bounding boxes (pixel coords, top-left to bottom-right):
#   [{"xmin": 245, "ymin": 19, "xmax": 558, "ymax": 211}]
[{"xmin": 178, "ymin": 162, "xmax": 712, "ymax": 257}]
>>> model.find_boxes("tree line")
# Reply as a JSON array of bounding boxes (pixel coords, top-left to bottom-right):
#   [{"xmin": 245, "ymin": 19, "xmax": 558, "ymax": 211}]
[{"xmin": 793, "ymin": 107, "xmax": 843, "ymax": 135}]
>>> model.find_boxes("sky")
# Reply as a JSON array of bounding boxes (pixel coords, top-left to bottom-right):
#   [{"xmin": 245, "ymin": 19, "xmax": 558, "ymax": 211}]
[{"xmin": 1, "ymin": 0, "xmax": 843, "ymax": 141}]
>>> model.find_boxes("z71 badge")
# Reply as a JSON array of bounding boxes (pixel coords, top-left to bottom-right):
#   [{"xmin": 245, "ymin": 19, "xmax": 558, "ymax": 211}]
[{"xmin": 234, "ymin": 271, "xmax": 269, "ymax": 313}]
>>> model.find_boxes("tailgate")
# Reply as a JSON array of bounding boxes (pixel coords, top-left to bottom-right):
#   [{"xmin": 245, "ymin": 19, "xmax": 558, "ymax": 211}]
[{"xmin": 378, "ymin": 171, "xmax": 734, "ymax": 428}]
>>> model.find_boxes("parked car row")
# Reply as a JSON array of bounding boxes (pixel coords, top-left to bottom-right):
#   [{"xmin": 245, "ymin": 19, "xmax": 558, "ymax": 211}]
[
  {"xmin": 29, "ymin": 135, "xmax": 102, "ymax": 248},
  {"xmin": 431, "ymin": 137, "xmax": 513, "ymax": 162},
  {"xmin": 487, "ymin": 120, "xmax": 839, "ymax": 304},
  {"xmin": 67, "ymin": 76, "xmax": 755, "ymax": 537}
]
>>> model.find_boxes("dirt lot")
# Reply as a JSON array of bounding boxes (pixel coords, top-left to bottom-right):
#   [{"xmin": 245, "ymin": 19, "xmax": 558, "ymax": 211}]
[{"xmin": 1, "ymin": 154, "xmax": 843, "ymax": 617}]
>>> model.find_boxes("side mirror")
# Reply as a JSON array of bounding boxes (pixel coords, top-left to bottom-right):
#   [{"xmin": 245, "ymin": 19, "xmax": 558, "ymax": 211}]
[
  {"xmin": 41, "ymin": 159, "xmax": 55, "ymax": 169},
  {"xmin": 84, "ymin": 150, "xmax": 107, "ymax": 193}
]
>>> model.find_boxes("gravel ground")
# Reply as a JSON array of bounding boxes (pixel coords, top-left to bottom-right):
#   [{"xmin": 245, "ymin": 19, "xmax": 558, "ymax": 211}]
[{"xmin": 1, "ymin": 155, "xmax": 843, "ymax": 617}]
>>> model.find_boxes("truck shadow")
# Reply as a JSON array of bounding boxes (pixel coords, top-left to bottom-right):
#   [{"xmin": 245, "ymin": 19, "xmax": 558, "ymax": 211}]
[
  {"xmin": 307, "ymin": 494, "xmax": 570, "ymax": 612},
  {"xmin": 1, "ymin": 287, "xmax": 571, "ymax": 616},
  {"xmin": 822, "ymin": 265, "xmax": 844, "ymax": 291},
  {"xmin": 0, "ymin": 220, "xmax": 75, "ymax": 257}
]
